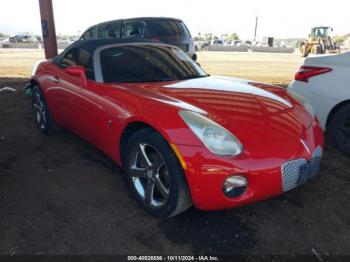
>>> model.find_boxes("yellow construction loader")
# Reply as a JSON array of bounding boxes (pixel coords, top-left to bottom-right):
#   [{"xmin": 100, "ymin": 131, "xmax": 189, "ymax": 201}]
[{"xmin": 299, "ymin": 26, "xmax": 340, "ymax": 57}]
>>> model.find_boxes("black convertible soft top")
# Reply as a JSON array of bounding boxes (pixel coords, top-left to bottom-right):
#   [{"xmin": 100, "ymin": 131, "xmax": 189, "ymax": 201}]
[{"xmin": 54, "ymin": 38, "xmax": 159, "ymax": 63}]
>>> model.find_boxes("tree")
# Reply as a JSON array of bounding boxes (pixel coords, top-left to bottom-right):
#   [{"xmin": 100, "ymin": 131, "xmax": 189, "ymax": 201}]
[
  {"xmin": 226, "ymin": 33, "xmax": 239, "ymax": 41},
  {"xmin": 0, "ymin": 32, "xmax": 9, "ymax": 38},
  {"xmin": 333, "ymin": 35, "xmax": 345, "ymax": 44},
  {"xmin": 221, "ymin": 33, "xmax": 227, "ymax": 40}
]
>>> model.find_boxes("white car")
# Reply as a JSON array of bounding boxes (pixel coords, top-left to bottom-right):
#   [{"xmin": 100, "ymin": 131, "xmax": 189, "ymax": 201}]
[
  {"xmin": 288, "ymin": 51, "xmax": 350, "ymax": 155},
  {"xmin": 254, "ymin": 42, "xmax": 269, "ymax": 47},
  {"xmin": 232, "ymin": 40, "xmax": 242, "ymax": 46},
  {"xmin": 210, "ymin": 39, "xmax": 224, "ymax": 47}
]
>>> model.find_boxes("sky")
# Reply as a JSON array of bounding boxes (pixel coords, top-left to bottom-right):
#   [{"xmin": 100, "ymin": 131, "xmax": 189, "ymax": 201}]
[{"xmin": 0, "ymin": 0, "xmax": 349, "ymax": 40}]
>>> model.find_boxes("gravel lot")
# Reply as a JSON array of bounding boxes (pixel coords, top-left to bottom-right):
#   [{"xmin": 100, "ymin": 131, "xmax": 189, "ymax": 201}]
[{"xmin": 0, "ymin": 50, "xmax": 349, "ymax": 258}]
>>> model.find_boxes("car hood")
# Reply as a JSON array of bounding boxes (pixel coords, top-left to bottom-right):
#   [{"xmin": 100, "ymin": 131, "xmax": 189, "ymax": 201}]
[{"xmin": 132, "ymin": 76, "xmax": 312, "ymax": 145}]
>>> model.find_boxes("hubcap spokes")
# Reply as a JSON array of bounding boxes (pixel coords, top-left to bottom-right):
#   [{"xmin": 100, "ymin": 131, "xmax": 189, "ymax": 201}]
[
  {"xmin": 33, "ymin": 92, "xmax": 46, "ymax": 129},
  {"xmin": 129, "ymin": 143, "xmax": 170, "ymax": 207}
]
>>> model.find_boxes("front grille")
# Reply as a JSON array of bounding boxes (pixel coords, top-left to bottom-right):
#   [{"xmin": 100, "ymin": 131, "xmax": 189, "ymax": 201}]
[
  {"xmin": 281, "ymin": 146, "xmax": 322, "ymax": 192},
  {"xmin": 281, "ymin": 158, "xmax": 307, "ymax": 192}
]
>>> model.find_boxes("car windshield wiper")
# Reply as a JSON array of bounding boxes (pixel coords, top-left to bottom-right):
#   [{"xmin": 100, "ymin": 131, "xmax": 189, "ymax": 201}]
[
  {"xmin": 179, "ymin": 75, "xmax": 209, "ymax": 80},
  {"xmin": 137, "ymin": 78, "xmax": 175, "ymax": 83},
  {"xmin": 110, "ymin": 76, "xmax": 209, "ymax": 83},
  {"xmin": 112, "ymin": 78, "xmax": 175, "ymax": 83}
]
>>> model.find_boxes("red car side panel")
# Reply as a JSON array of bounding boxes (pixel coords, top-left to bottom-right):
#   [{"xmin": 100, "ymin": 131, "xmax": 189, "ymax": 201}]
[{"xmin": 35, "ymin": 66, "xmax": 190, "ymax": 163}]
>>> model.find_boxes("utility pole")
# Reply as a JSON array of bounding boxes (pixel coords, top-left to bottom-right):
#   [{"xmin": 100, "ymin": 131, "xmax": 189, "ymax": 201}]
[
  {"xmin": 254, "ymin": 16, "xmax": 258, "ymax": 42},
  {"xmin": 38, "ymin": 0, "xmax": 58, "ymax": 58}
]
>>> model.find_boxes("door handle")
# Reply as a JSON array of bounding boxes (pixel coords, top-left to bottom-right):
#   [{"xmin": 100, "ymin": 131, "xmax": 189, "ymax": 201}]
[{"xmin": 49, "ymin": 75, "xmax": 60, "ymax": 83}]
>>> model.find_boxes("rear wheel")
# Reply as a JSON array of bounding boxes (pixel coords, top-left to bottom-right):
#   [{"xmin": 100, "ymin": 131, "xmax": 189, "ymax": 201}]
[
  {"xmin": 300, "ymin": 43, "xmax": 308, "ymax": 57},
  {"xmin": 32, "ymin": 85, "xmax": 61, "ymax": 134},
  {"xmin": 329, "ymin": 104, "xmax": 350, "ymax": 156},
  {"xmin": 124, "ymin": 128, "xmax": 192, "ymax": 219}
]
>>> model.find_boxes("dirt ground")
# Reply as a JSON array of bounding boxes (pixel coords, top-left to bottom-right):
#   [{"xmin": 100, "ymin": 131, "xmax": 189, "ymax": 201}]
[{"xmin": 0, "ymin": 50, "xmax": 350, "ymax": 258}]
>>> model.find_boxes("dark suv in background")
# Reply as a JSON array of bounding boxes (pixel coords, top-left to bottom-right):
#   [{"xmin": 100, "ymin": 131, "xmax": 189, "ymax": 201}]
[{"xmin": 80, "ymin": 17, "xmax": 197, "ymax": 60}]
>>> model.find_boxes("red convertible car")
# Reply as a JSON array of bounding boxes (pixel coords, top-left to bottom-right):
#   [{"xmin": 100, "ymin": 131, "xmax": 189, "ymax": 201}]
[{"xmin": 28, "ymin": 39, "xmax": 324, "ymax": 218}]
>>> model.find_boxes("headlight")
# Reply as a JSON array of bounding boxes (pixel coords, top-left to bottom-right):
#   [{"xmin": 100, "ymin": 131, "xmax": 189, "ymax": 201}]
[
  {"xmin": 287, "ymin": 89, "xmax": 314, "ymax": 117},
  {"xmin": 179, "ymin": 111, "xmax": 243, "ymax": 156}
]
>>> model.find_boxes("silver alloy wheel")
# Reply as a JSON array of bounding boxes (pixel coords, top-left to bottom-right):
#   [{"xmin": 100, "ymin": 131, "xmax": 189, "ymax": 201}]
[
  {"xmin": 128, "ymin": 143, "xmax": 170, "ymax": 208},
  {"xmin": 33, "ymin": 92, "xmax": 47, "ymax": 129}
]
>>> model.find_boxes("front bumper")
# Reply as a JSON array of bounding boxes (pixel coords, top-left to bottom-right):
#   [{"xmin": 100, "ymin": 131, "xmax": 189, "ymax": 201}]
[
  {"xmin": 281, "ymin": 145, "xmax": 322, "ymax": 192},
  {"xmin": 176, "ymin": 121, "xmax": 324, "ymax": 210}
]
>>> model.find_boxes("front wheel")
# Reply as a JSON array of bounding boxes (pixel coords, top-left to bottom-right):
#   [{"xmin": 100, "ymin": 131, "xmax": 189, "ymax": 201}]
[
  {"xmin": 329, "ymin": 104, "xmax": 350, "ymax": 156},
  {"xmin": 124, "ymin": 128, "xmax": 192, "ymax": 219},
  {"xmin": 311, "ymin": 44, "xmax": 323, "ymax": 54}
]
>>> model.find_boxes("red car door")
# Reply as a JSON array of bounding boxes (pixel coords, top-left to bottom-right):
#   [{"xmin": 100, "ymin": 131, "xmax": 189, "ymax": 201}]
[
  {"xmin": 40, "ymin": 64, "xmax": 72, "ymax": 129},
  {"xmin": 44, "ymin": 47, "xmax": 125, "ymax": 158},
  {"xmin": 45, "ymin": 47, "xmax": 107, "ymax": 148},
  {"xmin": 53, "ymin": 67, "xmax": 104, "ymax": 147}
]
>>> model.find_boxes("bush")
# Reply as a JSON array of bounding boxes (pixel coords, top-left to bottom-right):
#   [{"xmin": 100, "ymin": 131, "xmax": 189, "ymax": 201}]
[{"xmin": 333, "ymin": 36, "xmax": 345, "ymax": 44}]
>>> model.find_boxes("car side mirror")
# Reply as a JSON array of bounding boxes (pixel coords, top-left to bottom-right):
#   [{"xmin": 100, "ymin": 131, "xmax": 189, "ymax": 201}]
[{"xmin": 65, "ymin": 66, "xmax": 88, "ymax": 87}]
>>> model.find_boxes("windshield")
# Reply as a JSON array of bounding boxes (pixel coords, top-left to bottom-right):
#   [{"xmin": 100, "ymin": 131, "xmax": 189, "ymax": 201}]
[
  {"xmin": 312, "ymin": 27, "xmax": 329, "ymax": 37},
  {"xmin": 100, "ymin": 44, "xmax": 207, "ymax": 83}
]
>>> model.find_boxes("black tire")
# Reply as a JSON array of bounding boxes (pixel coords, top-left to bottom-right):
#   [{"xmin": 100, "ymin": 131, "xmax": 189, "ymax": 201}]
[
  {"xmin": 312, "ymin": 45, "xmax": 323, "ymax": 55},
  {"xmin": 329, "ymin": 104, "xmax": 350, "ymax": 156},
  {"xmin": 32, "ymin": 85, "xmax": 61, "ymax": 134},
  {"xmin": 311, "ymin": 45, "xmax": 317, "ymax": 54},
  {"xmin": 124, "ymin": 128, "xmax": 192, "ymax": 219},
  {"xmin": 300, "ymin": 43, "xmax": 308, "ymax": 57}
]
